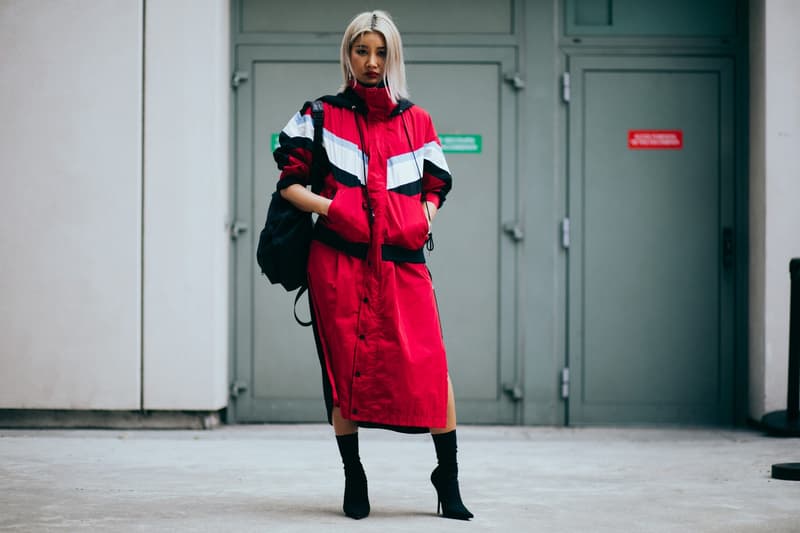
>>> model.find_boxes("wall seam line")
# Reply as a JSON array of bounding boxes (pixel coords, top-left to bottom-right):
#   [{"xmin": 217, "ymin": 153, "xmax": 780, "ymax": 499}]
[{"xmin": 140, "ymin": 0, "xmax": 147, "ymax": 413}]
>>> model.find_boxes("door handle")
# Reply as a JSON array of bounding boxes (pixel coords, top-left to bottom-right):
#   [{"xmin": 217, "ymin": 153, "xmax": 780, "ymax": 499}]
[
  {"xmin": 229, "ymin": 220, "xmax": 248, "ymax": 241},
  {"xmin": 502, "ymin": 382, "xmax": 524, "ymax": 402},
  {"xmin": 502, "ymin": 221, "xmax": 524, "ymax": 242},
  {"xmin": 722, "ymin": 227, "xmax": 734, "ymax": 269}
]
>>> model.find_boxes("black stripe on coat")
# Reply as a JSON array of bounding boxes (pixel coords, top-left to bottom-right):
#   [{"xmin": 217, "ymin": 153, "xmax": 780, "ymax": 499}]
[
  {"xmin": 329, "ymin": 163, "xmax": 363, "ymax": 188},
  {"xmin": 273, "ymin": 132, "xmax": 313, "ymax": 169},
  {"xmin": 389, "ymin": 179, "xmax": 422, "ymax": 196}
]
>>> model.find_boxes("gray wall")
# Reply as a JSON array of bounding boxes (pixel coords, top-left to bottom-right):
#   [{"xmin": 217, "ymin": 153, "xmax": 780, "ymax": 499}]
[
  {"xmin": 0, "ymin": 0, "xmax": 230, "ymax": 411},
  {"xmin": 521, "ymin": 0, "xmax": 563, "ymax": 425},
  {"xmin": 0, "ymin": 0, "xmax": 143, "ymax": 409},
  {"xmin": 142, "ymin": 0, "xmax": 230, "ymax": 410}
]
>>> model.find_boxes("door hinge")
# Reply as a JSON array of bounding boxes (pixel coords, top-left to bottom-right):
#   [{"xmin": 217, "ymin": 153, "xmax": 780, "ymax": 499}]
[
  {"xmin": 561, "ymin": 367, "xmax": 570, "ymax": 399},
  {"xmin": 504, "ymin": 72, "xmax": 526, "ymax": 91},
  {"xmin": 230, "ymin": 380, "xmax": 248, "ymax": 399},
  {"xmin": 231, "ymin": 70, "xmax": 249, "ymax": 90},
  {"xmin": 503, "ymin": 382, "xmax": 524, "ymax": 402},
  {"xmin": 228, "ymin": 220, "xmax": 248, "ymax": 241},
  {"xmin": 561, "ymin": 72, "xmax": 571, "ymax": 103},
  {"xmin": 561, "ymin": 217, "xmax": 571, "ymax": 249},
  {"xmin": 502, "ymin": 221, "xmax": 524, "ymax": 243}
]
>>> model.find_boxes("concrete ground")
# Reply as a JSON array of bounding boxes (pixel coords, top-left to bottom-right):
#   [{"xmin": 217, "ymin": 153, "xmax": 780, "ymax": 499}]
[{"xmin": 1, "ymin": 425, "xmax": 799, "ymax": 532}]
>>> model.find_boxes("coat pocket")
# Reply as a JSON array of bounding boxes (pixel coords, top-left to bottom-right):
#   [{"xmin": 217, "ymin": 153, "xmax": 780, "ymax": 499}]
[
  {"xmin": 384, "ymin": 195, "xmax": 429, "ymax": 250},
  {"xmin": 324, "ymin": 187, "xmax": 371, "ymax": 243}
]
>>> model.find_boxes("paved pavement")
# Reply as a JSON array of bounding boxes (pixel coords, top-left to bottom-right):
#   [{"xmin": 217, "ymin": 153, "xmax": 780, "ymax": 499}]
[{"xmin": 1, "ymin": 425, "xmax": 799, "ymax": 532}]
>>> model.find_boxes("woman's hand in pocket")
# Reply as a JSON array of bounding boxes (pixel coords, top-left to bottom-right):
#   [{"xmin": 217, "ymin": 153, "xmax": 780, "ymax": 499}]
[{"xmin": 280, "ymin": 184, "xmax": 333, "ymax": 216}]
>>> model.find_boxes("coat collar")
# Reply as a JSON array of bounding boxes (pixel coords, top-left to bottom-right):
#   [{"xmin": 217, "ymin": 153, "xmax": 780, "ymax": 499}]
[{"xmin": 320, "ymin": 83, "xmax": 414, "ymax": 118}]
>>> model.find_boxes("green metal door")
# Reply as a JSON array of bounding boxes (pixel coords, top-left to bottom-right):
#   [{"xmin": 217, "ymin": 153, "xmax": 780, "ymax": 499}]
[
  {"xmin": 566, "ymin": 56, "xmax": 735, "ymax": 424},
  {"xmin": 232, "ymin": 45, "xmax": 521, "ymax": 424}
]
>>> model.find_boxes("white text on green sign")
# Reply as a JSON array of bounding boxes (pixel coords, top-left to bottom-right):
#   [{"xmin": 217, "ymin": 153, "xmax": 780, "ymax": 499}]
[{"xmin": 439, "ymin": 134, "xmax": 482, "ymax": 154}]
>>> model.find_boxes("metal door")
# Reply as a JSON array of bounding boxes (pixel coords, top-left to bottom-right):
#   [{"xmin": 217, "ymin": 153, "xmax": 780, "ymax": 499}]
[
  {"xmin": 232, "ymin": 45, "xmax": 521, "ymax": 424},
  {"xmin": 566, "ymin": 56, "xmax": 735, "ymax": 424}
]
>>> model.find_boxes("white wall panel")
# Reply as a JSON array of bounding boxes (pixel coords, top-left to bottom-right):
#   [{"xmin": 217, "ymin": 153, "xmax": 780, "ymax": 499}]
[
  {"xmin": 749, "ymin": 0, "xmax": 800, "ymax": 418},
  {"xmin": 143, "ymin": 0, "xmax": 230, "ymax": 410},
  {"xmin": 0, "ymin": 1, "xmax": 143, "ymax": 408},
  {"xmin": 762, "ymin": 0, "xmax": 800, "ymax": 414}
]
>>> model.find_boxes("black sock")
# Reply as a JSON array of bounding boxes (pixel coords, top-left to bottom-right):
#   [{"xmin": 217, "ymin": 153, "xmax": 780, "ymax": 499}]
[
  {"xmin": 336, "ymin": 433, "xmax": 364, "ymax": 476},
  {"xmin": 432, "ymin": 430, "xmax": 458, "ymax": 473}
]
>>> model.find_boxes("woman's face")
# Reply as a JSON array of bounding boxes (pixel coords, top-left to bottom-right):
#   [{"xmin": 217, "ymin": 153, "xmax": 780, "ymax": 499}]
[{"xmin": 349, "ymin": 31, "xmax": 386, "ymax": 86}]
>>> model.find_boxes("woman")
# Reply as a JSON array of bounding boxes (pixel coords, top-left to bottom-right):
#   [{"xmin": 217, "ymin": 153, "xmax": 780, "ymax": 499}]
[{"xmin": 274, "ymin": 11, "xmax": 473, "ymax": 521}]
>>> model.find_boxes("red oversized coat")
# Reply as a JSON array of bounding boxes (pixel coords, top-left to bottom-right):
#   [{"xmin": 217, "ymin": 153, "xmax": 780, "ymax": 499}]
[{"xmin": 274, "ymin": 83, "xmax": 453, "ymax": 431}]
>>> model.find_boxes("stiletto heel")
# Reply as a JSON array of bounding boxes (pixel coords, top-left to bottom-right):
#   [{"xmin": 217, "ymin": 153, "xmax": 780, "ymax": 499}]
[{"xmin": 431, "ymin": 465, "xmax": 473, "ymax": 520}]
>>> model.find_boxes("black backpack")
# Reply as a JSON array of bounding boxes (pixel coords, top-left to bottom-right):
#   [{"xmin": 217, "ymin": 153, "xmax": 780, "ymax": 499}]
[{"xmin": 255, "ymin": 100, "xmax": 325, "ymax": 324}]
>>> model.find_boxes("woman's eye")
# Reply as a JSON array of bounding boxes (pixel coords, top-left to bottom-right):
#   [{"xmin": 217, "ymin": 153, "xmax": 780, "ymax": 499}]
[
  {"xmin": 378, "ymin": 50, "xmax": 387, "ymax": 58},
  {"xmin": 355, "ymin": 49, "xmax": 367, "ymax": 56}
]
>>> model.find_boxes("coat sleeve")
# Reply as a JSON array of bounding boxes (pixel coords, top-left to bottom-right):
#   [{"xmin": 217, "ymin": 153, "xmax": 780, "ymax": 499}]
[
  {"xmin": 272, "ymin": 102, "xmax": 317, "ymax": 190},
  {"xmin": 420, "ymin": 115, "xmax": 453, "ymax": 208}
]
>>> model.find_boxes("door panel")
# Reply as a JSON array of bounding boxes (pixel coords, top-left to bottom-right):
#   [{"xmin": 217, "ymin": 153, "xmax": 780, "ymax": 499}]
[
  {"xmin": 407, "ymin": 63, "xmax": 499, "ymax": 403},
  {"xmin": 233, "ymin": 46, "xmax": 520, "ymax": 423},
  {"xmin": 567, "ymin": 56, "xmax": 734, "ymax": 424},
  {"xmin": 251, "ymin": 61, "xmax": 339, "ymax": 405}
]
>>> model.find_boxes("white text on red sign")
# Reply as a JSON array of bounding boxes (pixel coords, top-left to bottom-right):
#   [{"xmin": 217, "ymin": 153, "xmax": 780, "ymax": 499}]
[{"xmin": 628, "ymin": 130, "xmax": 683, "ymax": 150}]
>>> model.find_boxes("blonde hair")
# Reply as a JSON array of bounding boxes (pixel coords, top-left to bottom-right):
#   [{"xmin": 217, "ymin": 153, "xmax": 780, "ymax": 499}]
[{"xmin": 339, "ymin": 10, "xmax": 409, "ymax": 103}]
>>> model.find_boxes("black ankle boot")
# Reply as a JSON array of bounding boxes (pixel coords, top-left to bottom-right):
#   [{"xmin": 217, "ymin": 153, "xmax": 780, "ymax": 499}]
[
  {"xmin": 336, "ymin": 433, "xmax": 370, "ymax": 519},
  {"xmin": 431, "ymin": 430, "xmax": 474, "ymax": 520}
]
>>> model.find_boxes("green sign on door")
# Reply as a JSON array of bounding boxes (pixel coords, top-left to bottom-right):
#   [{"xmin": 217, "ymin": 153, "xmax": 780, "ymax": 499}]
[{"xmin": 439, "ymin": 134, "xmax": 482, "ymax": 154}]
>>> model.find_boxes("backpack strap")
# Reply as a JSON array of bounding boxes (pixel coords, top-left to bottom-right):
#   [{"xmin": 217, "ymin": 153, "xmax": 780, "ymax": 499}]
[
  {"xmin": 308, "ymin": 100, "xmax": 325, "ymax": 194},
  {"xmin": 293, "ymin": 285, "xmax": 313, "ymax": 327},
  {"xmin": 293, "ymin": 100, "xmax": 324, "ymax": 327}
]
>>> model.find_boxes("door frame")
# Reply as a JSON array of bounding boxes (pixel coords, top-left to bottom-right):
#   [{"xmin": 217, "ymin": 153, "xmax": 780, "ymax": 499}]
[{"xmin": 564, "ymin": 54, "xmax": 736, "ymax": 425}]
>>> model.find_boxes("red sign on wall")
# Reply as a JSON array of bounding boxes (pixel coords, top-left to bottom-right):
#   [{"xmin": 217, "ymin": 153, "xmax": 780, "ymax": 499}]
[{"xmin": 628, "ymin": 130, "xmax": 683, "ymax": 150}]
